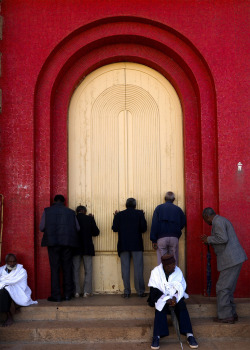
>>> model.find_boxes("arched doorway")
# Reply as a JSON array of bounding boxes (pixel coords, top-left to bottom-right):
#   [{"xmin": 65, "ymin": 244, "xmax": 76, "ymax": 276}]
[{"xmin": 68, "ymin": 63, "xmax": 185, "ymax": 293}]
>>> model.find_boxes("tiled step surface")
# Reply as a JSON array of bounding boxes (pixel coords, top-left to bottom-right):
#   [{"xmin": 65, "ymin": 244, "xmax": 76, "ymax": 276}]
[
  {"xmin": 2, "ymin": 295, "xmax": 250, "ymax": 321},
  {"xmin": 0, "ymin": 295, "xmax": 250, "ymax": 348},
  {"xmin": 1, "ymin": 318, "xmax": 250, "ymax": 343}
]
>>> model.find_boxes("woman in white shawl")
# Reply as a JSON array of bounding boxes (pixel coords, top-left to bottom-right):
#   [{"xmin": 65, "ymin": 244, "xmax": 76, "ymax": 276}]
[
  {"xmin": 0, "ymin": 253, "xmax": 37, "ymax": 327},
  {"xmin": 148, "ymin": 254, "xmax": 198, "ymax": 349}
]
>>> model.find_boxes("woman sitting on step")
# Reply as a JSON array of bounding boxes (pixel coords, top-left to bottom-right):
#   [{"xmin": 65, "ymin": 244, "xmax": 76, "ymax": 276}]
[{"xmin": 0, "ymin": 253, "xmax": 37, "ymax": 327}]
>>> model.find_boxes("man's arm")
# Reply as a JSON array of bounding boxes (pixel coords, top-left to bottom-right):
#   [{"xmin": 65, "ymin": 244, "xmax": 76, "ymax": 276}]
[
  {"xmin": 91, "ymin": 217, "xmax": 100, "ymax": 237},
  {"xmin": 75, "ymin": 216, "xmax": 80, "ymax": 231},
  {"xmin": 148, "ymin": 286, "xmax": 164, "ymax": 304},
  {"xmin": 180, "ymin": 209, "xmax": 186, "ymax": 230},
  {"xmin": 112, "ymin": 213, "xmax": 119, "ymax": 232},
  {"xmin": 207, "ymin": 220, "xmax": 228, "ymax": 245},
  {"xmin": 139, "ymin": 211, "xmax": 147, "ymax": 233}
]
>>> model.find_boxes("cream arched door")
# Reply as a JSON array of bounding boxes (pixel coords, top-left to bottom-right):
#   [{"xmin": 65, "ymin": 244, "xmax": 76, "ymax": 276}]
[{"xmin": 68, "ymin": 63, "xmax": 185, "ymax": 293}]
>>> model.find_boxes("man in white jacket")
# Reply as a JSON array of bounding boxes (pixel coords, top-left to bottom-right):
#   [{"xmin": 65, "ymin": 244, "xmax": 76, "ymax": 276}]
[
  {"xmin": 0, "ymin": 254, "xmax": 37, "ymax": 326},
  {"xmin": 148, "ymin": 254, "xmax": 198, "ymax": 349}
]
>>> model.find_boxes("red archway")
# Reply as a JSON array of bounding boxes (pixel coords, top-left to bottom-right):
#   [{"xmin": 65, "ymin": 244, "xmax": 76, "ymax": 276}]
[{"xmin": 34, "ymin": 17, "xmax": 218, "ymax": 298}]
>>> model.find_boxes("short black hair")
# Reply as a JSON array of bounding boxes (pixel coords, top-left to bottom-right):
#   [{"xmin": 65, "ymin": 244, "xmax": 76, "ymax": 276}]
[
  {"xmin": 202, "ymin": 207, "xmax": 216, "ymax": 217},
  {"xmin": 76, "ymin": 205, "xmax": 87, "ymax": 214},
  {"xmin": 5, "ymin": 253, "xmax": 17, "ymax": 263},
  {"xmin": 126, "ymin": 198, "xmax": 136, "ymax": 208},
  {"xmin": 54, "ymin": 194, "xmax": 65, "ymax": 203}
]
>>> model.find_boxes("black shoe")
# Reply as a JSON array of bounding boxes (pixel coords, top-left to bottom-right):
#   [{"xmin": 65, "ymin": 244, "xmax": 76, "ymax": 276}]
[
  {"xmin": 63, "ymin": 296, "xmax": 72, "ymax": 301},
  {"xmin": 138, "ymin": 293, "xmax": 147, "ymax": 298},
  {"xmin": 187, "ymin": 336, "xmax": 198, "ymax": 349},
  {"xmin": 121, "ymin": 293, "xmax": 130, "ymax": 298},
  {"xmin": 151, "ymin": 336, "xmax": 160, "ymax": 349},
  {"xmin": 47, "ymin": 296, "xmax": 62, "ymax": 302}
]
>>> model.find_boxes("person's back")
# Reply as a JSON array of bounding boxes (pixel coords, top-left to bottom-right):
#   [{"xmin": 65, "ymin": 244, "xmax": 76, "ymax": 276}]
[
  {"xmin": 73, "ymin": 206, "xmax": 100, "ymax": 298},
  {"xmin": 112, "ymin": 198, "xmax": 147, "ymax": 298},
  {"xmin": 39, "ymin": 194, "xmax": 80, "ymax": 301},
  {"xmin": 112, "ymin": 207, "xmax": 147, "ymax": 254},
  {"xmin": 151, "ymin": 201, "xmax": 186, "ymax": 240},
  {"xmin": 150, "ymin": 191, "xmax": 186, "ymax": 265},
  {"xmin": 41, "ymin": 202, "xmax": 78, "ymax": 247},
  {"xmin": 76, "ymin": 212, "xmax": 100, "ymax": 256}
]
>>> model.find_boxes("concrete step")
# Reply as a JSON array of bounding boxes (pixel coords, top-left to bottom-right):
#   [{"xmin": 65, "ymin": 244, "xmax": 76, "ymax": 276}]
[
  {"xmin": 2, "ymin": 295, "xmax": 250, "ymax": 321},
  {"xmin": 1, "ymin": 340, "xmax": 250, "ymax": 350},
  {"xmin": 0, "ymin": 317, "xmax": 250, "ymax": 344}
]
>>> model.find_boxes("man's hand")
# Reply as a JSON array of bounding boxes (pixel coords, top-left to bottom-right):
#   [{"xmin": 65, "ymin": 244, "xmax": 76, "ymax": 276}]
[
  {"xmin": 113, "ymin": 210, "xmax": 119, "ymax": 216},
  {"xmin": 167, "ymin": 296, "xmax": 177, "ymax": 306},
  {"xmin": 152, "ymin": 242, "xmax": 158, "ymax": 250},
  {"xmin": 201, "ymin": 234, "xmax": 208, "ymax": 244}
]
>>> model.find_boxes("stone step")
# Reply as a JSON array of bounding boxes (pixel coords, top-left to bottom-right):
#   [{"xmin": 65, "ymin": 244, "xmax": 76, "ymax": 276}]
[
  {"xmin": 1, "ymin": 340, "xmax": 250, "ymax": 350},
  {"xmin": 0, "ymin": 317, "xmax": 250, "ymax": 344},
  {"xmin": 3, "ymin": 295, "xmax": 250, "ymax": 321}
]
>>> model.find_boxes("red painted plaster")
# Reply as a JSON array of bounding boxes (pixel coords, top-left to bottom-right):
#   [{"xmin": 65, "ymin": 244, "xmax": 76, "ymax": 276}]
[{"xmin": 0, "ymin": 1, "xmax": 249, "ymax": 298}]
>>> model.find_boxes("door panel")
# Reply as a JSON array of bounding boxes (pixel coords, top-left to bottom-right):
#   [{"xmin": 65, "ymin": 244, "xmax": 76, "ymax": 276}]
[{"xmin": 68, "ymin": 63, "xmax": 184, "ymax": 293}]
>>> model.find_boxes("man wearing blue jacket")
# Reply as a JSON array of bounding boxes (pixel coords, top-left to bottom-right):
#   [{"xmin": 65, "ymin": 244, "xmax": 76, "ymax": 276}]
[{"xmin": 150, "ymin": 192, "xmax": 186, "ymax": 265}]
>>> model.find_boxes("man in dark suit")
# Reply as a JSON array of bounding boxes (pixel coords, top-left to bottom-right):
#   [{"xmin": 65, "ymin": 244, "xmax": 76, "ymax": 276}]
[
  {"xmin": 73, "ymin": 205, "xmax": 100, "ymax": 298},
  {"xmin": 112, "ymin": 198, "xmax": 147, "ymax": 298},
  {"xmin": 201, "ymin": 207, "xmax": 247, "ymax": 323},
  {"xmin": 40, "ymin": 194, "xmax": 80, "ymax": 302}
]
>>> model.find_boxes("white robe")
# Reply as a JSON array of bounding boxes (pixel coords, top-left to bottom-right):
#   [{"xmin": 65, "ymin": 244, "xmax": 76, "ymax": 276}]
[
  {"xmin": 148, "ymin": 264, "xmax": 188, "ymax": 311},
  {"xmin": 0, "ymin": 264, "xmax": 38, "ymax": 306}
]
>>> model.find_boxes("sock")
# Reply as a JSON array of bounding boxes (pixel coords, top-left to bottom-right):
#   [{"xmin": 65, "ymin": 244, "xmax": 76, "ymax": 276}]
[{"xmin": 186, "ymin": 333, "xmax": 193, "ymax": 338}]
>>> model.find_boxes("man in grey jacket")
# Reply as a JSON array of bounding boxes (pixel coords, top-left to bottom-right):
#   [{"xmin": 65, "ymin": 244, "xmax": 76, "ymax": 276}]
[{"xmin": 201, "ymin": 207, "xmax": 247, "ymax": 323}]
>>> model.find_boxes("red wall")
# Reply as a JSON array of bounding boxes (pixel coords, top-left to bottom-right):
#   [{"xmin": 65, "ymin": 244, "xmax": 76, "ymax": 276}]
[{"xmin": 0, "ymin": 0, "xmax": 249, "ymax": 298}]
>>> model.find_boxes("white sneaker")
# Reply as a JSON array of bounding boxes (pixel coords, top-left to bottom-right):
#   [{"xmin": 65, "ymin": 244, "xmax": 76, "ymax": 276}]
[
  {"xmin": 75, "ymin": 293, "xmax": 80, "ymax": 298},
  {"xmin": 83, "ymin": 292, "xmax": 93, "ymax": 298}
]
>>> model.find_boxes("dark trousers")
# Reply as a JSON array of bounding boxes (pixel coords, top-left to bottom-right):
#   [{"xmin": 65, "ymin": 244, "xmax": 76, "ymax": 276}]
[
  {"xmin": 153, "ymin": 298, "xmax": 193, "ymax": 337},
  {"xmin": 216, "ymin": 262, "xmax": 243, "ymax": 319},
  {"xmin": 0, "ymin": 288, "xmax": 12, "ymax": 312},
  {"xmin": 120, "ymin": 251, "xmax": 145, "ymax": 295},
  {"xmin": 47, "ymin": 246, "xmax": 73, "ymax": 299}
]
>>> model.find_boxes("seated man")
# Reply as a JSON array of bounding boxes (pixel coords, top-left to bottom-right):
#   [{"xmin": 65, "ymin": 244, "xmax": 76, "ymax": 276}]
[
  {"xmin": 148, "ymin": 254, "xmax": 198, "ymax": 349},
  {"xmin": 0, "ymin": 253, "xmax": 37, "ymax": 327}
]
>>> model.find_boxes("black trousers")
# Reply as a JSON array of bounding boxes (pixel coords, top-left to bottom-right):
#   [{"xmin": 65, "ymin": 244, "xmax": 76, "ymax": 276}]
[
  {"xmin": 153, "ymin": 298, "xmax": 193, "ymax": 337},
  {"xmin": 47, "ymin": 246, "xmax": 73, "ymax": 299},
  {"xmin": 0, "ymin": 288, "xmax": 12, "ymax": 312}
]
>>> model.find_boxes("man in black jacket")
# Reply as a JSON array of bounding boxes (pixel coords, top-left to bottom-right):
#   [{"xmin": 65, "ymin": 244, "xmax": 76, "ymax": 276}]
[
  {"xmin": 40, "ymin": 194, "xmax": 80, "ymax": 302},
  {"xmin": 112, "ymin": 198, "xmax": 147, "ymax": 298},
  {"xmin": 73, "ymin": 206, "xmax": 100, "ymax": 298}
]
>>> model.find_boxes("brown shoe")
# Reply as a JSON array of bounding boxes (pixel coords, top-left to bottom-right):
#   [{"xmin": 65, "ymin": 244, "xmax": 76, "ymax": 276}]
[{"xmin": 213, "ymin": 317, "xmax": 235, "ymax": 324}]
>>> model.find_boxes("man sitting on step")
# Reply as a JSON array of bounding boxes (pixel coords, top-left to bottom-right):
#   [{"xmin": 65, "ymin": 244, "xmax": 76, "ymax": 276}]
[
  {"xmin": 0, "ymin": 253, "xmax": 37, "ymax": 327},
  {"xmin": 148, "ymin": 254, "xmax": 198, "ymax": 349}
]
